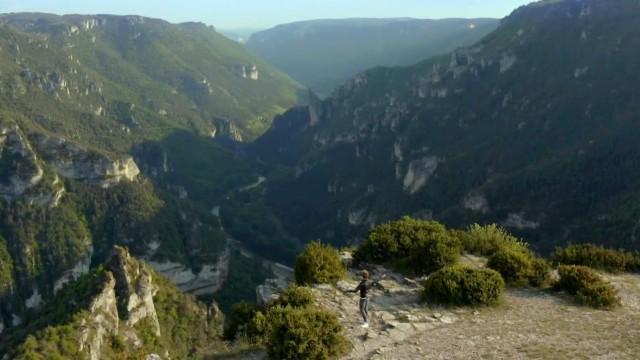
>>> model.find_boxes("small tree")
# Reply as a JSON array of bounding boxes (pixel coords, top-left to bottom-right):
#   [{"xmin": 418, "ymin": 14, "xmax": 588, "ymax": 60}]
[{"xmin": 295, "ymin": 241, "xmax": 346, "ymax": 285}]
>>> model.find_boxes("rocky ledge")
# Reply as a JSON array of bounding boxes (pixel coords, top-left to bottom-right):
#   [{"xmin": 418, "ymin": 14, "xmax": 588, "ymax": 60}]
[{"xmin": 313, "ymin": 258, "xmax": 640, "ymax": 360}]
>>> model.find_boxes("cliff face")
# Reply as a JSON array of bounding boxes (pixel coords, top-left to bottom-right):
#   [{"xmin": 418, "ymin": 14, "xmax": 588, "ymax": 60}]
[
  {"xmin": 0, "ymin": 119, "xmax": 141, "ymax": 207},
  {"xmin": 0, "ymin": 123, "xmax": 46, "ymax": 202},
  {"xmin": 0, "ymin": 246, "xmax": 224, "ymax": 360},
  {"xmin": 34, "ymin": 134, "xmax": 140, "ymax": 188}
]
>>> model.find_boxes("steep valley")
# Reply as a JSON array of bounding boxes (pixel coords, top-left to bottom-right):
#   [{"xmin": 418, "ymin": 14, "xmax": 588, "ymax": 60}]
[{"xmin": 252, "ymin": 0, "xmax": 640, "ymax": 254}]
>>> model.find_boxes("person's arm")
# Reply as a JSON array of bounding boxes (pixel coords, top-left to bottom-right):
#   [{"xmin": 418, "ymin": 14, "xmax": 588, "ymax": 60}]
[{"xmin": 351, "ymin": 281, "xmax": 363, "ymax": 293}]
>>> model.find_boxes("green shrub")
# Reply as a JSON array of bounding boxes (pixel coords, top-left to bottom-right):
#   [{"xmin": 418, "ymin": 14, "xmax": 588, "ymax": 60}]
[
  {"xmin": 486, "ymin": 247, "xmax": 549, "ymax": 287},
  {"xmin": 354, "ymin": 217, "xmax": 450, "ymax": 263},
  {"xmin": 461, "ymin": 224, "xmax": 529, "ymax": 256},
  {"xmin": 552, "ymin": 244, "xmax": 638, "ymax": 273},
  {"xmin": 253, "ymin": 306, "xmax": 349, "ymax": 360},
  {"xmin": 223, "ymin": 301, "xmax": 259, "ymax": 341},
  {"xmin": 555, "ymin": 265, "xmax": 621, "ymax": 309},
  {"xmin": 271, "ymin": 285, "xmax": 316, "ymax": 308},
  {"xmin": 529, "ymin": 258, "xmax": 551, "ymax": 287},
  {"xmin": 487, "ymin": 248, "xmax": 532, "ymax": 286},
  {"xmin": 355, "ymin": 217, "xmax": 458, "ymax": 275},
  {"xmin": 423, "ymin": 266, "xmax": 504, "ymax": 306},
  {"xmin": 410, "ymin": 231, "xmax": 461, "ymax": 275},
  {"xmin": 295, "ymin": 242, "xmax": 346, "ymax": 285}
]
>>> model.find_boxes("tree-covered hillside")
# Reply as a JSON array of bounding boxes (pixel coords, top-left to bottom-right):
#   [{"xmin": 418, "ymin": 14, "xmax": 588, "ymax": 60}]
[
  {"xmin": 0, "ymin": 13, "xmax": 302, "ymax": 144},
  {"xmin": 247, "ymin": 18, "xmax": 498, "ymax": 97},
  {"xmin": 252, "ymin": 0, "xmax": 640, "ymax": 253},
  {"xmin": 0, "ymin": 13, "xmax": 298, "ymax": 337}
]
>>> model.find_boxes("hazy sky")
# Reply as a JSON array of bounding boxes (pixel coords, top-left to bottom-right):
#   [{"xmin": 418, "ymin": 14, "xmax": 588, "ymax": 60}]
[{"xmin": 0, "ymin": 0, "xmax": 532, "ymax": 29}]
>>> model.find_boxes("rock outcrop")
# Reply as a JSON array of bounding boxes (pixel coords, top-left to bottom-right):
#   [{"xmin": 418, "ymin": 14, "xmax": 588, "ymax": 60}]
[
  {"xmin": 212, "ymin": 118, "xmax": 244, "ymax": 142},
  {"xmin": 76, "ymin": 247, "xmax": 162, "ymax": 360},
  {"xmin": 108, "ymin": 246, "xmax": 161, "ymax": 336},
  {"xmin": 0, "ymin": 122, "xmax": 140, "ymax": 207},
  {"xmin": 78, "ymin": 272, "xmax": 120, "ymax": 360},
  {"xmin": 149, "ymin": 245, "xmax": 230, "ymax": 296},
  {"xmin": 33, "ymin": 134, "xmax": 140, "ymax": 188},
  {"xmin": 0, "ymin": 123, "xmax": 44, "ymax": 200},
  {"xmin": 1, "ymin": 246, "xmax": 223, "ymax": 359}
]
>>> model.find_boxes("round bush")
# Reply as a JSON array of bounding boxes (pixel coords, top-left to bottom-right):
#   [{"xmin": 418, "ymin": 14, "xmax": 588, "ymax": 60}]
[
  {"xmin": 254, "ymin": 306, "xmax": 349, "ymax": 360},
  {"xmin": 487, "ymin": 248, "xmax": 534, "ymax": 286},
  {"xmin": 272, "ymin": 285, "xmax": 315, "ymax": 308},
  {"xmin": 555, "ymin": 265, "xmax": 620, "ymax": 309},
  {"xmin": 410, "ymin": 231, "xmax": 461, "ymax": 275},
  {"xmin": 295, "ymin": 242, "xmax": 346, "ymax": 285},
  {"xmin": 354, "ymin": 217, "xmax": 450, "ymax": 264},
  {"xmin": 423, "ymin": 266, "xmax": 504, "ymax": 306},
  {"xmin": 487, "ymin": 248, "xmax": 550, "ymax": 287}
]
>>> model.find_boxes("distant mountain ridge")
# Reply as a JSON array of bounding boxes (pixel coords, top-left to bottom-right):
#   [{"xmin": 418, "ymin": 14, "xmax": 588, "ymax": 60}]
[
  {"xmin": 247, "ymin": 17, "xmax": 499, "ymax": 97},
  {"xmin": 251, "ymin": 0, "xmax": 640, "ymax": 252}
]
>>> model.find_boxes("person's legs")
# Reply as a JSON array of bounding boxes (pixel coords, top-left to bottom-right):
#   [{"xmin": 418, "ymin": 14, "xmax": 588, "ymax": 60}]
[
  {"xmin": 359, "ymin": 298, "xmax": 369, "ymax": 325},
  {"xmin": 364, "ymin": 298, "xmax": 369, "ymax": 320}
]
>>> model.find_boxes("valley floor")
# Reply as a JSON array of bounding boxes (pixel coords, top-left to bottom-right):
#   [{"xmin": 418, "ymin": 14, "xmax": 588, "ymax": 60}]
[{"xmin": 313, "ymin": 259, "xmax": 640, "ymax": 360}]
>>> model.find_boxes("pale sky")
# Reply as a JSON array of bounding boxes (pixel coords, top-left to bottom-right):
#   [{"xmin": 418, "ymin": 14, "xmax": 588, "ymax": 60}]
[{"xmin": 0, "ymin": 0, "xmax": 533, "ymax": 29}]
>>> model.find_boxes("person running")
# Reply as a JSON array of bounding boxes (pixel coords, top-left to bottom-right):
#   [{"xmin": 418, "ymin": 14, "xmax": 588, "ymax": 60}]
[{"xmin": 350, "ymin": 270, "xmax": 370, "ymax": 328}]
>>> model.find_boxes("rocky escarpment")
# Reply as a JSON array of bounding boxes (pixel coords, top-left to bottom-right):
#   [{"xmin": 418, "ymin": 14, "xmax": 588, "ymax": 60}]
[
  {"xmin": 0, "ymin": 123, "xmax": 46, "ymax": 201},
  {"xmin": 0, "ymin": 246, "xmax": 224, "ymax": 360},
  {"xmin": 107, "ymin": 246, "xmax": 161, "ymax": 336},
  {"xmin": 0, "ymin": 120, "xmax": 140, "ymax": 207},
  {"xmin": 73, "ymin": 246, "xmax": 163, "ymax": 360},
  {"xmin": 149, "ymin": 245, "xmax": 230, "ymax": 297},
  {"xmin": 32, "ymin": 133, "xmax": 140, "ymax": 188}
]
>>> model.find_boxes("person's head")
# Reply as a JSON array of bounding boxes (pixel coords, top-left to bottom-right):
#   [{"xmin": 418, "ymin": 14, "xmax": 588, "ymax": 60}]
[{"xmin": 361, "ymin": 270, "xmax": 369, "ymax": 280}]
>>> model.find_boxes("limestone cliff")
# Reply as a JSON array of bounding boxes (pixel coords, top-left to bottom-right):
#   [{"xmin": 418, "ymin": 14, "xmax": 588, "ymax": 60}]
[{"xmin": 0, "ymin": 246, "xmax": 224, "ymax": 360}]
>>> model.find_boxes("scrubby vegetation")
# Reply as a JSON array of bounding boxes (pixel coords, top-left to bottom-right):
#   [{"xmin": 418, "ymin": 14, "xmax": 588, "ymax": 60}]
[
  {"xmin": 295, "ymin": 241, "xmax": 346, "ymax": 285},
  {"xmin": 0, "ymin": 236, "xmax": 14, "ymax": 297},
  {"xmin": 552, "ymin": 244, "xmax": 640, "ymax": 273},
  {"xmin": 224, "ymin": 284, "xmax": 347, "ymax": 359},
  {"xmin": 423, "ymin": 266, "xmax": 504, "ymax": 306},
  {"xmin": 253, "ymin": 306, "xmax": 348, "ymax": 360},
  {"xmin": 223, "ymin": 302, "xmax": 260, "ymax": 341},
  {"xmin": 213, "ymin": 250, "xmax": 272, "ymax": 314},
  {"xmin": 457, "ymin": 224, "xmax": 529, "ymax": 256},
  {"xmin": 355, "ymin": 217, "xmax": 460, "ymax": 275},
  {"xmin": 270, "ymin": 285, "xmax": 316, "ymax": 308},
  {"xmin": 487, "ymin": 248, "xmax": 550, "ymax": 287},
  {"xmin": 554, "ymin": 265, "xmax": 621, "ymax": 309}
]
